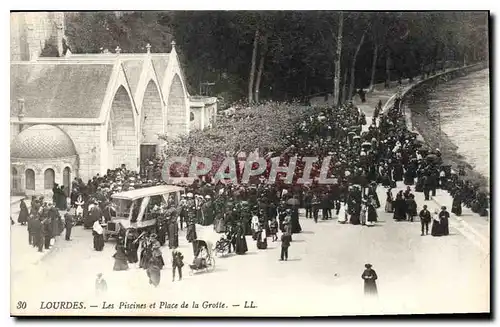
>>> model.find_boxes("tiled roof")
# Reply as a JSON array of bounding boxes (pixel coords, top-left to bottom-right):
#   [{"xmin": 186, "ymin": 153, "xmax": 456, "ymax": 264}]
[
  {"xmin": 11, "ymin": 124, "xmax": 77, "ymax": 159},
  {"xmin": 11, "ymin": 63, "xmax": 114, "ymax": 119},
  {"xmin": 121, "ymin": 59, "xmax": 145, "ymax": 95}
]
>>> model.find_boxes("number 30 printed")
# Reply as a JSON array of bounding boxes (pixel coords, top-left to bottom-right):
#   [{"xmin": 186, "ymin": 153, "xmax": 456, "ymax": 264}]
[{"xmin": 16, "ymin": 301, "xmax": 27, "ymax": 309}]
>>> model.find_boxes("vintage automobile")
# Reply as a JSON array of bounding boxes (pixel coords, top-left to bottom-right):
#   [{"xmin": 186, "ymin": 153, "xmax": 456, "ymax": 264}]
[{"xmin": 104, "ymin": 185, "xmax": 185, "ymax": 242}]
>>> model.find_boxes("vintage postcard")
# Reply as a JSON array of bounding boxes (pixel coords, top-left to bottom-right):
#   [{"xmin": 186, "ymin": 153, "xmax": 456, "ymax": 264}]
[{"xmin": 10, "ymin": 11, "xmax": 490, "ymax": 317}]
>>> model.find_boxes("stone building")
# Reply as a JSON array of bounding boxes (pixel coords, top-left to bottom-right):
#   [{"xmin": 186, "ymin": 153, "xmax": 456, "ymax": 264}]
[
  {"xmin": 11, "ymin": 12, "xmax": 65, "ymax": 61},
  {"xmin": 10, "ymin": 13, "xmax": 217, "ymax": 197}
]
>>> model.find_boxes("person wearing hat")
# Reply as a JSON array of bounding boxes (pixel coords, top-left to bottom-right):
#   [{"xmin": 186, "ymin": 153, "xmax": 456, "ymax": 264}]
[
  {"xmin": 147, "ymin": 248, "xmax": 163, "ymax": 287},
  {"xmin": 95, "ymin": 273, "xmax": 107, "ymax": 296},
  {"xmin": 112, "ymin": 244, "xmax": 129, "ymax": 271},
  {"xmin": 64, "ymin": 208, "xmax": 74, "ymax": 241},
  {"xmin": 419, "ymin": 205, "xmax": 431, "ymax": 236},
  {"xmin": 361, "ymin": 264, "xmax": 378, "ymax": 296},
  {"xmin": 439, "ymin": 206, "xmax": 450, "ymax": 236}
]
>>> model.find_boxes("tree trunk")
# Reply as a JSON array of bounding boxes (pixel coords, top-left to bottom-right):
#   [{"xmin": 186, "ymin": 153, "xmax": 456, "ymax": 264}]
[
  {"xmin": 254, "ymin": 33, "xmax": 268, "ymax": 104},
  {"xmin": 348, "ymin": 31, "xmax": 367, "ymax": 100},
  {"xmin": 385, "ymin": 47, "xmax": 391, "ymax": 88},
  {"xmin": 333, "ymin": 12, "xmax": 344, "ymax": 107},
  {"xmin": 341, "ymin": 66, "xmax": 348, "ymax": 104},
  {"xmin": 368, "ymin": 42, "xmax": 378, "ymax": 92},
  {"xmin": 248, "ymin": 28, "xmax": 260, "ymax": 104}
]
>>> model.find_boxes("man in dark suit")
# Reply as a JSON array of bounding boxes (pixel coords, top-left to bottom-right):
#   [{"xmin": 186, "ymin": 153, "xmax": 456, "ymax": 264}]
[
  {"xmin": 419, "ymin": 204, "xmax": 431, "ymax": 236},
  {"xmin": 43, "ymin": 217, "xmax": 51, "ymax": 249},
  {"xmin": 64, "ymin": 209, "xmax": 74, "ymax": 241},
  {"xmin": 30, "ymin": 217, "xmax": 43, "ymax": 252},
  {"xmin": 280, "ymin": 232, "xmax": 292, "ymax": 261},
  {"xmin": 27, "ymin": 215, "xmax": 35, "ymax": 246}
]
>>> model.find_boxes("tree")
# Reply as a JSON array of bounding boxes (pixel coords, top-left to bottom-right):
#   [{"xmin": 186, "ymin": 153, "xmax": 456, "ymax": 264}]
[
  {"xmin": 254, "ymin": 32, "xmax": 269, "ymax": 103},
  {"xmin": 248, "ymin": 28, "xmax": 260, "ymax": 103},
  {"xmin": 333, "ymin": 11, "xmax": 344, "ymax": 107},
  {"xmin": 346, "ymin": 14, "xmax": 371, "ymax": 99}
]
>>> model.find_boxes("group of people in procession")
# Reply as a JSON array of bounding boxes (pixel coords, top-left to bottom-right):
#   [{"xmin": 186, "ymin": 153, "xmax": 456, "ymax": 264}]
[{"xmin": 15, "ymin": 86, "xmax": 489, "ymax": 290}]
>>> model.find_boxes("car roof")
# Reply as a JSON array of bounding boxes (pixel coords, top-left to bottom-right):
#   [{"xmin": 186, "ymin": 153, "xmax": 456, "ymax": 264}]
[{"xmin": 111, "ymin": 185, "xmax": 185, "ymax": 201}]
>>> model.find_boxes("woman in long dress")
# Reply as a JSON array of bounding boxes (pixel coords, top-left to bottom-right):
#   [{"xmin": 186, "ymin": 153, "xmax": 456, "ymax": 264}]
[
  {"xmin": 451, "ymin": 191, "xmax": 463, "ymax": 216},
  {"xmin": 361, "ymin": 264, "xmax": 378, "ymax": 296},
  {"xmin": 366, "ymin": 198, "xmax": 378, "ymax": 226},
  {"xmin": 349, "ymin": 201, "xmax": 361, "ymax": 225},
  {"xmin": 146, "ymin": 251, "xmax": 162, "ymax": 287},
  {"xmin": 360, "ymin": 202, "xmax": 367, "ymax": 225},
  {"xmin": 385, "ymin": 188, "xmax": 393, "ymax": 213},
  {"xmin": 290, "ymin": 208, "xmax": 302, "ymax": 233},
  {"xmin": 124, "ymin": 228, "xmax": 139, "ymax": 263},
  {"xmin": 112, "ymin": 245, "xmax": 129, "ymax": 271},
  {"xmin": 256, "ymin": 223, "xmax": 268, "ymax": 250},
  {"xmin": 18, "ymin": 199, "xmax": 29, "ymax": 225},
  {"xmin": 431, "ymin": 209, "xmax": 443, "ymax": 237},
  {"xmin": 92, "ymin": 220, "xmax": 105, "ymax": 251},
  {"xmin": 392, "ymin": 194, "xmax": 406, "ymax": 221},
  {"xmin": 251, "ymin": 215, "xmax": 260, "ymax": 240},
  {"xmin": 186, "ymin": 220, "xmax": 197, "ymax": 243},
  {"xmin": 139, "ymin": 238, "xmax": 152, "ymax": 269},
  {"xmin": 168, "ymin": 217, "xmax": 179, "ymax": 249},
  {"xmin": 214, "ymin": 213, "xmax": 226, "ymax": 233},
  {"xmin": 439, "ymin": 206, "xmax": 450, "ymax": 236},
  {"xmin": 234, "ymin": 222, "xmax": 248, "ymax": 255}
]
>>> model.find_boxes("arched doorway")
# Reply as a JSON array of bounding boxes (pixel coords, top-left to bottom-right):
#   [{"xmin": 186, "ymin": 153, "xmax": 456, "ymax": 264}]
[
  {"xmin": 44, "ymin": 168, "xmax": 55, "ymax": 190},
  {"xmin": 107, "ymin": 86, "xmax": 138, "ymax": 171},
  {"xmin": 25, "ymin": 169, "xmax": 35, "ymax": 191},
  {"xmin": 11, "ymin": 167, "xmax": 20, "ymax": 194},
  {"xmin": 140, "ymin": 80, "xmax": 164, "ymax": 170},
  {"xmin": 63, "ymin": 167, "xmax": 71, "ymax": 197},
  {"xmin": 167, "ymin": 74, "xmax": 187, "ymax": 138}
]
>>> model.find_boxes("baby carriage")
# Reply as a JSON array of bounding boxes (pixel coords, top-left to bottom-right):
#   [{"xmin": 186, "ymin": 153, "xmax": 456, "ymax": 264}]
[
  {"xmin": 189, "ymin": 240, "xmax": 215, "ymax": 274},
  {"xmin": 214, "ymin": 235, "xmax": 232, "ymax": 256}
]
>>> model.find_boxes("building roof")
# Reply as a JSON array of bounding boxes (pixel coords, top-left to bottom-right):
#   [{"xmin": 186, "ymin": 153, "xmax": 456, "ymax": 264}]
[
  {"xmin": 11, "ymin": 124, "xmax": 77, "ymax": 159},
  {"xmin": 121, "ymin": 59, "xmax": 145, "ymax": 95},
  {"xmin": 11, "ymin": 63, "xmax": 114, "ymax": 119},
  {"xmin": 151, "ymin": 55, "xmax": 170, "ymax": 85}
]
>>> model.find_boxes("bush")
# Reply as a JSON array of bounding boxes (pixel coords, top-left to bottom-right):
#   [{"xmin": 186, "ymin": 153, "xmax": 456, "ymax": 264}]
[{"xmin": 160, "ymin": 101, "xmax": 309, "ymax": 159}]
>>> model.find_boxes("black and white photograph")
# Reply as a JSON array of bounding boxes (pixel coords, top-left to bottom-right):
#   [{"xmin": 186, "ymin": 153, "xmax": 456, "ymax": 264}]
[{"xmin": 9, "ymin": 10, "xmax": 490, "ymax": 317}]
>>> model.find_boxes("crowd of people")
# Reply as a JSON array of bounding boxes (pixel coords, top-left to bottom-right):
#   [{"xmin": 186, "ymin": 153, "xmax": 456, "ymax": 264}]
[{"xmin": 15, "ymin": 86, "xmax": 489, "ymax": 289}]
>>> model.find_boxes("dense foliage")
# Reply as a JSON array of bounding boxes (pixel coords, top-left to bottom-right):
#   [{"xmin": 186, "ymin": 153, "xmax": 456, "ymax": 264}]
[
  {"xmin": 63, "ymin": 11, "xmax": 489, "ymax": 104},
  {"xmin": 160, "ymin": 102, "xmax": 309, "ymax": 158}
]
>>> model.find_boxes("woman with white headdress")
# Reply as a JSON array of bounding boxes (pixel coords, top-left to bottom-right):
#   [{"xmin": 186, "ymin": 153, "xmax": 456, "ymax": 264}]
[
  {"xmin": 251, "ymin": 214, "xmax": 260, "ymax": 240},
  {"xmin": 75, "ymin": 194, "xmax": 84, "ymax": 221},
  {"xmin": 92, "ymin": 220, "xmax": 105, "ymax": 251},
  {"xmin": 256, "ymin": 221, "xmax": 268, "ymax": 250}
]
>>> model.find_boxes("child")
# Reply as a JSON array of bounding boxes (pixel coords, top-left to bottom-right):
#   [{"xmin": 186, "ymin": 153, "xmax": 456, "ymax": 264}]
[
  {"xmin": 280, "ymin": 232, "xmax": 292, "ymax": 261},
  {"xmin": 172, "ymin": 248, "xmax": 184, "ymax": 282},
  {"xmin": 269, "ymin": 217, "xmax": 278, "ymax": 242}
]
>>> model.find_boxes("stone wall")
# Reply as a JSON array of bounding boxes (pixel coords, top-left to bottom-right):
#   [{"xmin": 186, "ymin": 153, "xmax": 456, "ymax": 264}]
[
  {"xmin": 11, "ymin": 12, "xmax": 65, "ymax": 61},
  {"xmin": 190, "ymin": 107, "xmax": 203, "ymax": 130},
  {"xmin": 58, "ymin": 124, "xmax": 101, "ymax": 181},
  {"xmin": 11, "ymin": 155, "xmax": 77, "ymax": 198},
  {"xmin": 141, "ymin": 81, "xmax": 164, "ymax": 144},
  {"xmin": 108, "ymin": 86, "xmax": 139, "ymax": 172},
  {"xmin": 167, "ymin": 74, "xmax": 188, "ymax": 138}
]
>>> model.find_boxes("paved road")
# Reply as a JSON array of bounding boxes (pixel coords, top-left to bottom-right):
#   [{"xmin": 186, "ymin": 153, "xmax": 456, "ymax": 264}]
[{"xmin": 11, "ymin": 184, "xmax": 489, "ymax": 316}]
